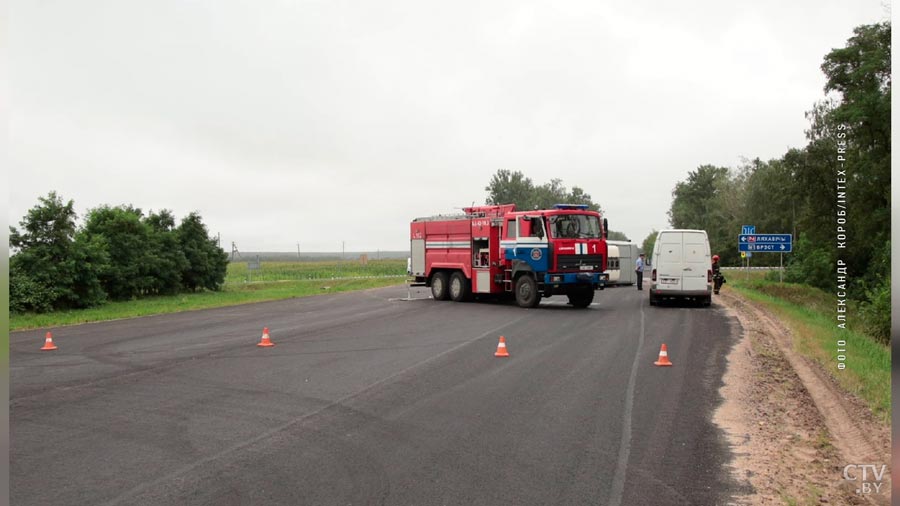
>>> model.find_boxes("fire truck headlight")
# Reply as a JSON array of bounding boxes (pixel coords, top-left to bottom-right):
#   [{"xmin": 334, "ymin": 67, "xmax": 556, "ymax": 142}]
[{"xmin": 551, "ymin": 275, "xmax": 562, "ymax": 283}]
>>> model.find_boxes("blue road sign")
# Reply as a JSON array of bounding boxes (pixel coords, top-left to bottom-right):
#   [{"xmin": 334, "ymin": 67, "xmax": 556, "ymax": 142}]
[
  {"xmin": 742, "ymin": 225, "xmax": 755, "ymax": 235},
  {"xmin": 738, "ymin": 234, "xmax": 792, "ymax": 253}
]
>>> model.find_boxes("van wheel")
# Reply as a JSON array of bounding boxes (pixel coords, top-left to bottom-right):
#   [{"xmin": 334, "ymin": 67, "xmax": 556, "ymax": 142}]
[
  {"xmin": 449, "ymin": 271, "xmax": 470, "ymax": 302},
  {"xmin": 649, "ymin": 293, "xmax": 657, "ymax": 306},
  {"xmin": 703, "ymin": 295, "xmax": 712, "ymax": 307},
  {"xmin": 515, "ymin": 275, "xmax": 541, "ymax": 308},
  {"xmin": 431, "ymin": 272, "xmax": 449, "ymax": 300}
]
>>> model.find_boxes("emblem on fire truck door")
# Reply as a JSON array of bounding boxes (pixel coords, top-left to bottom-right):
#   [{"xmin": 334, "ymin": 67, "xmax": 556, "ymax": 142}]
[{"xmin": 531, "ymin": 248, "xmax": 542, "ymax": 261}]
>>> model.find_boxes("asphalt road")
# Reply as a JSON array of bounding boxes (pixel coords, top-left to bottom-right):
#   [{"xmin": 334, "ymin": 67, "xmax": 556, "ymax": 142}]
[{"xmin": 11, "ymin": 284, "xmax": 744, "ymax": 505}]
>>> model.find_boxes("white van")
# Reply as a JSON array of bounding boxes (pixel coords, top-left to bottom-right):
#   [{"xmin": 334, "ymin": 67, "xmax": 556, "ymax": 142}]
[{"xmin": 649, "ymin": 229, "xmax": 712, "ymax": 306}]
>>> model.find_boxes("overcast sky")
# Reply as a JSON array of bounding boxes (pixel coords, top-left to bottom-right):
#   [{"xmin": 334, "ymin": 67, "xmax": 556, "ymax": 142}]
[{"xmin": 9, "ymin": 0, "xmax": 889, "ymax": 252}]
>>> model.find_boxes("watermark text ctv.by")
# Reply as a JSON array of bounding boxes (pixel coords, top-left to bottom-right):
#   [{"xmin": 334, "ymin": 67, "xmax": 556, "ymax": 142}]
[
  {"xmin": 835, "ymin": 124, "xmax": 847, "ymax": 371},
  {"xmin": 842, "ymin": 464, "xmax": 888, "ymax": 495}
]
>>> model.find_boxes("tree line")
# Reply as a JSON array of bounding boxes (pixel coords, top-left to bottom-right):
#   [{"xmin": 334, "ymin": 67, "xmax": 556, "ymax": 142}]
[
  {"xmin": 484, "ymin": 169, "xmax": 630, "ymax": 241},
  {"xmin": 10, "ymin": 192, "xmax": 228, "ymax": 313},
  {"xmin": 666, "ymin": 22, "xmax": 890, "ymax": 343}
]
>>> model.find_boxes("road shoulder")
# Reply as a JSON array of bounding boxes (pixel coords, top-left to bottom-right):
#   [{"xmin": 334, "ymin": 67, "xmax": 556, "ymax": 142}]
[{"xmin": 714, "ymin": 290, "xmax": 891, "ymax": 505}]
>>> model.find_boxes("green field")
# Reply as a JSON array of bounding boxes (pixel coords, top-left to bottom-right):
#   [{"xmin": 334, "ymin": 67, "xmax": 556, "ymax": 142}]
[
  {"xmin": 10, "ymin": 259, "xmax": 408, "ymax": 332},
  {"xmin": 729, "ymin": 272, "xmax": 890, "ymax": 421},
  {"xmin": 227, "ymin": 258, "xmax": 406, "ymax": 283}
]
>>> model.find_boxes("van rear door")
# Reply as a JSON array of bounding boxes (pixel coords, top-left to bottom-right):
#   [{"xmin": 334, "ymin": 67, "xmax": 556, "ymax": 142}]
[
  {"xmin": 655, "ymin": 232, "xmax": 683, "ymax": 292},
  {"xmin": 682, "ymin": 232, "xmax": 709, "ymax": 292}
]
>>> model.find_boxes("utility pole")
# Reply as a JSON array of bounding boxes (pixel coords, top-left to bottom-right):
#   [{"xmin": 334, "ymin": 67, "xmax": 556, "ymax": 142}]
[{"xmin": 297, "ymin": 242, "xmax": 301, "ymax": 260}]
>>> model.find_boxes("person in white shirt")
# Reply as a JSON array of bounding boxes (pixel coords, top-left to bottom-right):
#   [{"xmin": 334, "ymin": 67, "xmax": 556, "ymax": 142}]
[{"xmin": 635, "ymin": 253, "xmax": 645, "ymax": 290}]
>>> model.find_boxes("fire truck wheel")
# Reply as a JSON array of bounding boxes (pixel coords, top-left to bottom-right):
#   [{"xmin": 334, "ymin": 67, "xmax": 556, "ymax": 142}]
[
  {"xmin": 449, "ymin": 271, "xmax": 470, "ymax": 302},
  {"xmin": 431, "ymin": 272, "xmax": 449, "ymax": 300},
  {"xmin": 567, "ymin": 288, "xmax": 594, "ymax": 308},
  {"xmin": 515, "ymin": 275, "xmax": 541, "ymax": 308}
]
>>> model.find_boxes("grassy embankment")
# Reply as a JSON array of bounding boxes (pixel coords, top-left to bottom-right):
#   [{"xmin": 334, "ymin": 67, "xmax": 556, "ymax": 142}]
[
  {"xmin": 10, "ymin": 259, "xmax": 407, "ymax": 332},
  {"xmin": 728, "ymin": 271, "xmax": 890, "ymax": 422}
]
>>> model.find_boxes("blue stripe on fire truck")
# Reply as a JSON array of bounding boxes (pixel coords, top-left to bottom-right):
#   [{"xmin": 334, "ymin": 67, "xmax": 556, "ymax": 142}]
[{"xmin": 503, "ymin": 244, "xmax": 549, "ymax": 271}]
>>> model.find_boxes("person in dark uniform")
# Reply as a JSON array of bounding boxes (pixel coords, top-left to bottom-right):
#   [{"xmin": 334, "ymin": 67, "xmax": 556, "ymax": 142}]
[{"xmin": 712, "ymin": 254, "xmax": 726, "ymax": 294}]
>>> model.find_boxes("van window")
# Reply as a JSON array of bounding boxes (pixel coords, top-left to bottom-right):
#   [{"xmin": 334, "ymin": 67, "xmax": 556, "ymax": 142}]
[
  {"xmin": 683, "ymin": 233, "xmax": 708, "ymax": 263},
  {"xmin": 658, "ymin": 233, "xmax": 683, "ymax": 262}
]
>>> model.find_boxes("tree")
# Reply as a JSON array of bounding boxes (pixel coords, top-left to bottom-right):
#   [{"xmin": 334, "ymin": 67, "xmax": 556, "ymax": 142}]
[
  {"xmin": 177, "ymin": 212, "xmax": 228, "ymax": 292},
  {"xmin": 641, "ymin": 230, "xmax": 658, "ymax": 259},
  {"xmin": 667, "ymin": 165, "xmax": 730, "ymax": 232},
  {"xmin": 485, "ymin": 169, "xmax": 538, "ymax": 209},
  {"xmin": 820, "ymin": 22, "xmax": 891, "ymax": 295},
  {"xmin": 9, "ymin": 192, "xmax": 107, "ymax": 312},
  {"xmin": 82, "ymin": 205, "xmax": 156, "ymax": 300},
  {"xmin": 485, "ymin": 169, "xmax": 602, "ymax": 212},
  {"xmin": 662, "ymin": 22, "xmax": 891, "ymax": 342},
  {"xmin": 10, "ymin": 193, "xmax": 232, "ymax": 313},
  {"xmin": 784, "ymin": 22, "xmax": 891, "ymax": 300},
  {"xmin": 821, "ymin": 22, "xmax": 890, "ymax": 153},
  {"xmin": 144, "ymin": 210, "xmax": 189, "ymax": 295},
  {"xmin": 667, "ymin": 165, "xmax": 739, "ymax": 262}
]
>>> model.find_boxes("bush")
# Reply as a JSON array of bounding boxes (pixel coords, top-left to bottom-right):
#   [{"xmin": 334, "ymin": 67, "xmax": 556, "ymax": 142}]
[
  {"xmin": 854, "ymin": 240, "xmax": 890, "ymax": 345},
  {"xmin": 858, "ymin": 279, "xmax": 890, "ymax": 345},
  {"xmin": 783, "ymin": 235, "xmax": 832, "ymax": 291},
  {"xmin": 9, "ymin": 264, "xmax": 55, "ymax": 313}
]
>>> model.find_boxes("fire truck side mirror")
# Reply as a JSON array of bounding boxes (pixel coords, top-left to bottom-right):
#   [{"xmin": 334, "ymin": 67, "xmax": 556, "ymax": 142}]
[{"xmin": 603, "ymin": 218, "xmax": 609, "ymax": 239}]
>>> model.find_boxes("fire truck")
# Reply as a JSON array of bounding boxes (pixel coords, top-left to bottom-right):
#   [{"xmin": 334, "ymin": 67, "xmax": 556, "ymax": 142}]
[{"xmin": 409, "ymin": 204, "xmax": 609, "ymax": 308}]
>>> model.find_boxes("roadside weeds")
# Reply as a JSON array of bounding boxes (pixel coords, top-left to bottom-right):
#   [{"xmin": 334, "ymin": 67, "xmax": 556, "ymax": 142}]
[{"xmin": 713, "ymin": 290, "xmax": 890, "ymax": 506}]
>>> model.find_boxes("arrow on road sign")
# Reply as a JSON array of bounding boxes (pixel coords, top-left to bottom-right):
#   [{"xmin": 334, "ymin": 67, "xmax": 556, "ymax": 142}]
[{"xmin": 737, "ymin": 233, "xmax": 793, "ymax": 253}]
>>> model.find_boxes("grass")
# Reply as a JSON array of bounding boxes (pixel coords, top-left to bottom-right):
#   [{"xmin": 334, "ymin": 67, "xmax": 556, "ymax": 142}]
[
  {"xmin": 226, "ymin": 258, "xmax": 406, "ymax": 283},
  {"xmin": 729, "ymin": 272, "xmax": 890, "ymax": 422},
  {"xmin": 10, "ymin": 258, "xmax": 409, "ymax": 331},
  {"xmin": 778, "ymin": 479, "xmax": 826, "ymax": 506}
]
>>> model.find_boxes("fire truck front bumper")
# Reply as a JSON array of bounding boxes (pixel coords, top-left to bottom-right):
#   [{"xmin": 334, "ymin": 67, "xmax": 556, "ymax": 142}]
[{"xmin": 545, "ymin": 272, "xmax": 607, "ymax": 289}]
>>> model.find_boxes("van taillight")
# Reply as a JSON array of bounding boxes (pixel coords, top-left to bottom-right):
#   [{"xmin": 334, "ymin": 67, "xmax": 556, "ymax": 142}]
[
  {"xmin": 652, "ymin": 269, "xmax": 657, "ymax": 282},
  {"xmin": 707, "ymin": 269, "xmax": 712, "ymax": 282}
]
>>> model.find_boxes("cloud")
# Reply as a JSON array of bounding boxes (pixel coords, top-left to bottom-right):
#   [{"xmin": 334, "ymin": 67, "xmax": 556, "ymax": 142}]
[{"xmin": 9, "ymin": 0, "xmax": 887, "ymax": 249}]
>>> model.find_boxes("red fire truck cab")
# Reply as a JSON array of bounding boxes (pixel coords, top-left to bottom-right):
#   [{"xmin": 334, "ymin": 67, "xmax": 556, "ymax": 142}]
[{"xmin": 410, "ymin": 204, "xmax": 609, "ymax": 308}]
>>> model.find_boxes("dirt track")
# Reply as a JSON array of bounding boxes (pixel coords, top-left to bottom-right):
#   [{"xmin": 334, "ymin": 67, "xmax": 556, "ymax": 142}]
[{"xmin": 714, "ymin": 290, "xmax": 891, "ymax": 505}]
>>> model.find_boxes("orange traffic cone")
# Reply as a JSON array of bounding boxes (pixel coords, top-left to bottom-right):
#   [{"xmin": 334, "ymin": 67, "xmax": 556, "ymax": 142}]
[
  {"xmin": 257, "ymin": 327, "xmax": 274, "ymax": 347},
  {"xmin": 41, "ymin": 332, "xmax": 58, "ymax": 351},
  {"xmin": 654, "ymin": 343, "xmax": 673, "ymax": 366},
  {"xmin": 494, "ymin": 336, "xmax": 509, "ymax": 357}
]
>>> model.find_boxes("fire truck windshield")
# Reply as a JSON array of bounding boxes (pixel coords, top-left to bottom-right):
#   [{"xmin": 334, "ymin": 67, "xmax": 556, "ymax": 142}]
[{"xmin": 548, "ymin": 214, "xmax": 602, "ymax": 239}]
